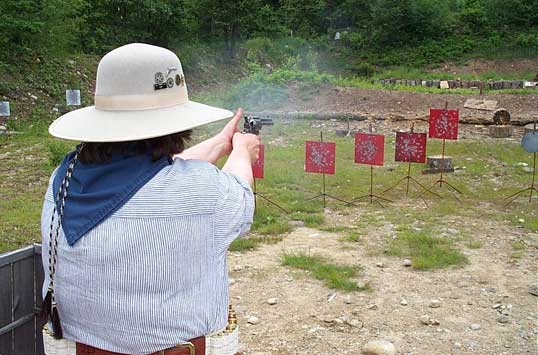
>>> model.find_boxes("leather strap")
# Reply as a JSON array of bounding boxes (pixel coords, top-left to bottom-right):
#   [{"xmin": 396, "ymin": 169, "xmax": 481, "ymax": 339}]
[{"xmin": 76, "ymin": 336, "xmax": 205, "ymax": 355}]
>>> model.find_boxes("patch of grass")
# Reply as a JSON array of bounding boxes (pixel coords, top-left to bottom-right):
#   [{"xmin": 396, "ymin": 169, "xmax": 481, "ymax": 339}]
[
  {"xmin": 465, "ymin": 240, "xmax": 484, "ymax": 249},
  {"xmin": 290, "ymin": 212, "xmax": 324, "ymax": 228},
  {"xmin": 318, "ymin": 225, "xmax": 349, "ymax": 233},
  {"xmin": 47, "ymin": 140, "xmax": 72, "ymax": 167},
  {"xmin": 281, "ymin": 252, "xmax": 366, "ymax": 292},
  {"xmin": 229, "ymin": 238, "xmax": 259, "ymax": 252},
  {"xmin": 251, "ymin": 207, "xmax": 291, "ymax": 235},
  {"xmin": 387, "ymin": 229, "xmax": 468, "ymax": 270},
  {"xmin": 511, "ymin": 240, "xmax": 526, "ymax": 251},
  {"xmin": 341, "ymin": 231, "xmax": 361, "ymax": 243},
  {"xmin": 229, "ymin": 235, "xmax": 283, "ymax": 252}
]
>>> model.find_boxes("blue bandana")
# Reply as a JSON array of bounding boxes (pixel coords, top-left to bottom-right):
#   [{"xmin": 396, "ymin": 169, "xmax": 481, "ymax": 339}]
[{"xmin": 52, "ymin": 151, "xmax": 172, "ymax": 246}]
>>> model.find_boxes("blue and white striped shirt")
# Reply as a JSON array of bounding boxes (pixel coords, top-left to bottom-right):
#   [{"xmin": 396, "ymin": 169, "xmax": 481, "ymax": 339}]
[{"xmin": 41, "ymin": 158, "xmax": 255, "ymax": 354}]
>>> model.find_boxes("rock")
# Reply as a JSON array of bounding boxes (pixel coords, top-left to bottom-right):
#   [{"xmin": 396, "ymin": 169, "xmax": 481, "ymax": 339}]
[
  {"xmin": 356, "ymin": 281, "xmax": 367, "ymax": 289},
  {"xmin": 233, "ymin": 265, "xmax": 242, "ymax": 272},
  {"xmin": 367, "ymin": 304, "xmax": 378, "ymax": 310},
  {"xmin": 375, "ymin": 262, "xmax": 385, "ymax": 268},
  {"xmin": 430, "ymin": 319, "xmax": 440, "ymax": 326},
  {"xmin": 344, "ymin": 295, "xmax": 353, "ymax": 304},
  {"xmin": 429, "ymin": 300, "xmax": 441, "ymax": 308},
  {"xmin": 403, "ymin": 259, "xmax": 412, "ymax": 267},
  {"xmin": 400, "ymin": 299, "xmax": 408, "ymax": 306},
  {"xmin": 346, "ymin": 319, "xmax": 363, "ymax": 328},
  {"xmin": 334, "ymin": 317, "xmax": 345, "ymax": 325},
  {"xmin": 470, "ymin": 323, "xmax": 481, "ymax": 331},
  {"xmin": 440, "ymin": 81, "xmax": 449, "ymax": 89},
  {"xmin": 529, "ymin": 285, "xmax": 538, "ymax": 296},
  {"xmin": 267, "ymin": 298, "xmax": 278, "ymax": 305},
  {"xmin": 420, "ymin": 315, "xmax": 430, "ymax": 325},
  {"xmin": 362, "ymin": 340, "xmax": 396, "ymax": 355},
  {"xmin": 497, "ymin": 315, "xmax": 510, "ymax": 324},
  {"xmin": 446, "ymin": 228, "xmax": 458, "ymax": 235},
  {"xmin": 247, "ymin": 316, "xmax": 260, "ymax": 325},
  {"xmin": 493, "ymin": 303, "xmax": 502, "ymax": 309},
  {"xmin": 288, "ymin": 220, "xmax": 305, "ymax": 227},
  {"xmin": 328, "ymin": 293, "xmax": 337, "ymax": 302},
  {"xmin": 228, "ymin": 278, "xmax": 236, "ymax": 285}
]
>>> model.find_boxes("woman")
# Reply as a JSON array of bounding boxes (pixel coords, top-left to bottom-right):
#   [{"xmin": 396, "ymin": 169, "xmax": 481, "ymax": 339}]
[{"xmin": 41, "ymin": 43, "xmax": 259, "ymax": 355}]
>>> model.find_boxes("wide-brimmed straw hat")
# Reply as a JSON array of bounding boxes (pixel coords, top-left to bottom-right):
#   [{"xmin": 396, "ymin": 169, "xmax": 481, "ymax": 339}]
[{"xmin": 49, "ymin": 43, "xmax": 233, "ymax": 142}]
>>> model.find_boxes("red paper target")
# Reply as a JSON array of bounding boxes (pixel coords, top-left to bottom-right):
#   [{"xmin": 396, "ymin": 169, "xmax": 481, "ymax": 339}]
[
  {"xmin": 429, "ymin": 109, "xmax": 459, "ymax": 140},
  {"xmin": 355, "ymin": 133, "xmax": 385, "ymax": 166},
  {"xmin": 252, "ymin": 144, "xmax": 264, "ymax": 179},
  {"xmin": 395, "ymin": 132, "xmax": 427, "ymax": 163},
  {"xmin": 305, "ymin": 141, "xmax": 336, "ymax": 175}
]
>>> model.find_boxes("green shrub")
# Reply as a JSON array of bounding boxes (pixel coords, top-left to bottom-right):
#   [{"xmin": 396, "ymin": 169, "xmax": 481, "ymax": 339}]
[{"xmin": 349, "ymin": 62, "xmax": 376, "ymax": 77}]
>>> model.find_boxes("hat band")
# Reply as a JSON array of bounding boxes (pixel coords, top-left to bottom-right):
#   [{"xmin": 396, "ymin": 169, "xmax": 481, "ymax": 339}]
[{"xmin": 95, "ymin": 91, "xmax": 188, "ymax": 111}]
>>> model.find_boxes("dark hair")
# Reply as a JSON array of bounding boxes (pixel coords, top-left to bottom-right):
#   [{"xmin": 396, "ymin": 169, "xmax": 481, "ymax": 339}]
[{"xmin": 79, "ymin": 130, "xmax": 192, "ymax": 164}]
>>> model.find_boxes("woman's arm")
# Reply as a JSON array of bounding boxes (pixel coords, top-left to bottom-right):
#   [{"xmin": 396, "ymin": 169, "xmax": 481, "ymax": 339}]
[
  {"xmin": 175, "ymin": 108, "xmax": 243, "ymax": 164},
  {"xmin": 222, "ymin": 132, "xmax": 260, "ymax": 186}
]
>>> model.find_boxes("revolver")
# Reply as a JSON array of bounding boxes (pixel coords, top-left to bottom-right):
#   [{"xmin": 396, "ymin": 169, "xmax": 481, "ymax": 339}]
[{"xmin": 243, "ymin": 116, "xmax": 273, "ymax": 135}]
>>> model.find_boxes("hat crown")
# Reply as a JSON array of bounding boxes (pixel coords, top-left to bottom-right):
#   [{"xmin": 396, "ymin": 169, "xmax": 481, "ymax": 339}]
[{"xmin": 95, "ymin": 43, "xmax": 188, "ymax": 108}]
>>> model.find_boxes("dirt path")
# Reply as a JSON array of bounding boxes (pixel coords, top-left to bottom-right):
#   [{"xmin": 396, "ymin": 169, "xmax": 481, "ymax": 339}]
[
  {"xmin": 279, "ymin": 85, "xmax": 538, "ymax": 125},
  {"xmin": 228, "ymin": 210, "xmax": 538, "ymax": 354}
]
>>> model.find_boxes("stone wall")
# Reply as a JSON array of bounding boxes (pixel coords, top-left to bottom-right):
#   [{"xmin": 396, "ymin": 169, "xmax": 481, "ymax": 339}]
[{"xmin": 376, "ymin": 79, "xmax": 538, "ymax": 90}]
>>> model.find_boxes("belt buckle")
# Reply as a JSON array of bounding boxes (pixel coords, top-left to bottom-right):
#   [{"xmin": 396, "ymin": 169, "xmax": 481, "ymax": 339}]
[{"xmin": 160, "ymin": 341, "xmax": 195, "ymax": 355}]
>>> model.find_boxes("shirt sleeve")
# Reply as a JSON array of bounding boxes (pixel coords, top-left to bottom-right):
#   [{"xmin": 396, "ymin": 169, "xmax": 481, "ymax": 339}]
[{"xmin": 213, "ymin": 170, "xmax": 255, "ymax": 256}]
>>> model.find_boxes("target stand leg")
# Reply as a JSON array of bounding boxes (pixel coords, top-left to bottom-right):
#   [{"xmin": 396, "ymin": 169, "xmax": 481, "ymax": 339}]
[
  {"xmin": 503, "ymin": 152, "xmax": 537, "ymax": 206},
  {"xmin": 352, "ymin": 166, "xmax": 392, "ymax": 207},
  {"xmin": 383, "ymin": 162, "xmax": 441, "ymax": 199},
  {"xmin": 253, "ymin": 179, "xmax": 289, "ymax": 213},
  {"xmin": 430, "ymin": 138, "xmax": 463, "ymax": 199},
  {"xmin": 305, "ymin": 173, "xmax": 356, "ymax": 208}
]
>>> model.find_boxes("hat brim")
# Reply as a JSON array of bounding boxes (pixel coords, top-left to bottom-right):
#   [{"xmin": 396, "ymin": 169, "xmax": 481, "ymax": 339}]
[{"xmin": 49, "ymin": 101, "xmax": 234, "ymax": 142}]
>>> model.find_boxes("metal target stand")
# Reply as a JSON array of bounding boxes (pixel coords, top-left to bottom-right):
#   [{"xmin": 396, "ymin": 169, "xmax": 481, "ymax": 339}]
[
  {"xmin": 352, "ymin": 165, "xmax": 393, "ymax": 207},
  {"xmin": 430, "ymin": 102, "xmax": 462, "ymax": 197},
  {"xmin": 504, "ymin": 120, "xmax": 538, "ymax": 206},
  {"xmin": 304, "ymin": 132, "xmax": 356, "ymax": 209},
  {"xmin": 352, "ymin": 125, "xmax": 392, "ymax": 207},
  {"xmin": 383, "ymin": 123, "xmax": 441, "ymax": 203},
  {"xmin": 253, "ymin": 178, "xmax": 289, "ymax": 213}
]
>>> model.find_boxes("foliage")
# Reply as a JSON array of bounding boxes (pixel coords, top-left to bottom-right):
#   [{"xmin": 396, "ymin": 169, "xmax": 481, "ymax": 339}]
[
  {"xmin": 1, "ymin": 0, "xmax": 537, "ymax": 68},
  {"xmin": 387, "ymin": 229, "xmax": 468, "ymax": 270},
  {"xmin": 281, "ymin": 253, "xmax": 367, "ymax": 292}
]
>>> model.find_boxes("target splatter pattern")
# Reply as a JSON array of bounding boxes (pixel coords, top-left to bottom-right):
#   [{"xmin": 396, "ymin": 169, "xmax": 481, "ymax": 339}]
[
  {"xmin": 429, "ymin": 109, "xmax": 459, "ymax": 140},
  {"xmin": 395, "ymin": 132, "xmax": 427, "ymax": 163},
  {"xmin": 305, "ymin": 141, "xmax": 336, "ymax": 175},
  {"xmin": 355, "ymin": 133, "xmax": 385, "ymax": 166}
]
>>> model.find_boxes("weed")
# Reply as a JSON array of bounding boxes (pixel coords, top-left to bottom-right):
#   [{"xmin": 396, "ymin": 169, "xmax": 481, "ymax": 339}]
[
  {"xmin": 341, "ymin": 231, "xmax": 361, "ymax": 243},
  {"xmin": 465, "ymin": 240, "xmax": 484, "ymax": 249},
  {"xmin": 229, "ymin": 235, "xmax": 283, "ymax": 252},
  {"xmin": 387, "ymin": 229, "xmax": 468, "ymax": 270},
  {"xmin": 281, "ymin": 253, "xmax": 366, "ymax": 292},
  {"xmin": 511, "ymin": 240, "xmax": 526, "ymax": 251},
  {"xmin": 290, "ymin": 212, "xmax": 324, "ymax": 227}
]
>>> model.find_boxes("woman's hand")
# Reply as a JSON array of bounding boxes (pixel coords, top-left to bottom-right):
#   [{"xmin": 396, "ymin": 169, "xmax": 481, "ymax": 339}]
[
  {"xmin": 176, "ymin": 108, "xmax": 244, "ymax": 164},
  {"xmin": 216, "ymin": 108, "xmax": 244, "ymax": 156},
  {"xmin": 232, "ymin": 132, "xmax": 260, "ymax": 161}
]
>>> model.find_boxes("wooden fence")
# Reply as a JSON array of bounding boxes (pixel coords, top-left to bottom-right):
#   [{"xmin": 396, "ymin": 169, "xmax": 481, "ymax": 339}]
[{"xmin": 0, "ymin": 244, "xmax": 45, "ymax": 355}]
